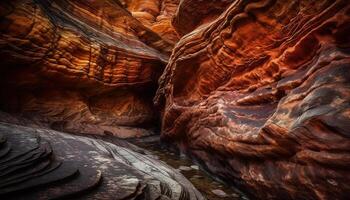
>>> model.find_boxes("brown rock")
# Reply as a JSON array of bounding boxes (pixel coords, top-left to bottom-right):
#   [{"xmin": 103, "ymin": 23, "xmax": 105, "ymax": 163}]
[
  {"xmin": 0, "ymin": 0, "xmax": 171, "ymax": 137},
  {"xmin": 156, "ymin": 0, "xmax": 350, "ymax": 199},
  {"xmin": 123, "ymin": 0, "xmax": 180, "ymax": 44},
  {"xmin": 1, "ymin": 0, "xmax": 350, "ymax": 199},
  {"xmin": 172, "ymin": 0, "xmax": 234, "ymax": 36}
]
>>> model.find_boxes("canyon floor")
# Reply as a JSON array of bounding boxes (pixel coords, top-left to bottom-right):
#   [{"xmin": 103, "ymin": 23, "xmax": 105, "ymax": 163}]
[{"xmin": 0, "ymin": 0, "xmax": 349, "ymax": 199}]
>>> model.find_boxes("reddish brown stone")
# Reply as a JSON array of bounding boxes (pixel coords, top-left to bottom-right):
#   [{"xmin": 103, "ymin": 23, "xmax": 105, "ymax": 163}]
[
  {"xmin": 123, "ymin": 0, "xmax": 180, "ymax": 44},
  {"xmin": 1, "ymin": 0, "xmax": 350, "ymax": 199},
  {"xmin": 172, "ymin": 0, "xmax": 234, "ymax": 36},
  {"xmin": 156, "ymin": 0, "xmax": 350, "ymax": 199},
  {"xmin": 0, "ymin": 0, "xmax": 172, "ymax": 137}
]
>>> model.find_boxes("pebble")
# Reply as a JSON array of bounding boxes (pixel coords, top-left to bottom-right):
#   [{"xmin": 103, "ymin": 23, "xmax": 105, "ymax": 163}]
[
  {"xmin": 212, "ymin": 189, "xmax": 228, "ymax": 197},
  {"xmin": 231, "ymin": 193, "xmax": 240, "ymax": 197},
  {"xmin": 241, "ymin": 196, "xmax": 250, "ymax": 200},
  {"xmin": 190, "ymin": 165, "xmax": 199, "ymax": 170},
  {"xmin": 178, "ymin": 166, "xmax": 192, "ymax": 171},
  {"xmin": 191, "ymin": 175, "xmax": 203, "ymax": 179}
]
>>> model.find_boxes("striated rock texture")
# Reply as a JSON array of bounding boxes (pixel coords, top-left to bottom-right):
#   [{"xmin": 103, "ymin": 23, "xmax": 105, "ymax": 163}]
[
  {"xmin": 122, "ymin": 0, "xmax": 180, "ymax": 44},
  {"xmin": 0, "ymin": 0, "xmax": 173, "ymax": 137},
  {"xmin": 0, "ymin": 122, "xmax": 204, "ymax": 200},
  {"xmin": 156, "ymin": 0, "xmax": 350, "ymax": 199},
  {"xmin": 172, "ymin": 0, "xmax": 234, "ymax": 36}
]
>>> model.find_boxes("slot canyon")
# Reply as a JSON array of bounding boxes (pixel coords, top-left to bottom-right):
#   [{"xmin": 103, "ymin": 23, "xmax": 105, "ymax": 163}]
[{"xmin": 0, "ymin": 0, "xmax": 349, "ymax": 199}]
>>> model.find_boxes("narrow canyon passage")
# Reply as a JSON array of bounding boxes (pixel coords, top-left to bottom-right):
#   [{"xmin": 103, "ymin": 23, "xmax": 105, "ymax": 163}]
[
  {"xmin": 0, "ymin": 0, "xmax": 349, "ymax": 200},
  {"xmin": 84, "ymin": 134, "xmax": 250, "ymax": 199}
]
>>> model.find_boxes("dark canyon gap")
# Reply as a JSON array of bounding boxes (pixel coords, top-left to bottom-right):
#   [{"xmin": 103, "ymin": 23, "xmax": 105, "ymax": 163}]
[{"xmin": 0, "ymin": 0, "xmax": 349, "ymax": 200}]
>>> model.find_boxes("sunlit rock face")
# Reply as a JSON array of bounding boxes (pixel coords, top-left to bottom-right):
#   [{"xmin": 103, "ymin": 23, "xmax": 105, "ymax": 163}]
[
  {"xmin": 156, "ymin": 0, "xmax": 350, "ymax": 199},
  {"xmin": 0, "ymin": 0, "xmax": 173, "ymax": 137},
  {"xmin": 122, "ymin": 0, "xmax": 180, "ymax": 44}
]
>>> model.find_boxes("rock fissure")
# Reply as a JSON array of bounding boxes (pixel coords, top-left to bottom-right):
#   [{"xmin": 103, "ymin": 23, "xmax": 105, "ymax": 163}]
[{"xmin": 0, "ymin": 0, "xmax": 349, "ymax": 199}]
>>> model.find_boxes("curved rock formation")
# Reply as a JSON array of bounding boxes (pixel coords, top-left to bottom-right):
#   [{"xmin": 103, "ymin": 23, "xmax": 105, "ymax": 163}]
[
  {"xmin": 0, "ymin": 122, "xmax": 204, "ymax": 200},
  {"xmin": 0, "ymin": 0, "xmax": 172, "ymax": 137},
  {"xmin": 156, "ymin": 0, "xmax": 350, "ymax": 199},
  {"xmin": 1, "ymin": 0, "xmax": 350, "ymax": 199},
  {"xmin": 172, "ymin": 0, "xmax": 234, "ymax": 36},
  {"xmin": 123, "ymin": 0, "xmax": 180, "ymax": 44}
]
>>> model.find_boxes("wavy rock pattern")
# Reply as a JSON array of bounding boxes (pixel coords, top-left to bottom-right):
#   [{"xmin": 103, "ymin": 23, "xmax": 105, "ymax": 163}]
[
  {"xmin": 0, "ymin": 0, "xmax": 171, "ymax": 137},
  {"xmin": 0, "ymin": 122, "xmax": 204, "ymax": 200},
  {"xmin": 172, "ymin": 0, "xmax": 234, "ymax": 36},
  {"xmin": 123, "ymin": 0, "xmax": 180, "ymax": 44},
  {"xmin": 1, "ymin": 0, "xmax": 350, "ymax": 199},
  {"xmin": 156, "ymin": 0, "xmax": 350, "ymax": 199}
]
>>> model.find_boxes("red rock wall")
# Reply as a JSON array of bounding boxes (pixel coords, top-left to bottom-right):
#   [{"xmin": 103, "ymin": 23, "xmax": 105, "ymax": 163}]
[
  {"xmin": 156, "ymin": 0, "xmax": 350, "ymax": 199},
  {"xmin": 0, "ymin": 0, "xmax": 172, "ymax": 137},
  {"xmin": 1, "ymin": 0, "xmax": 350, "ymax": 199},
  {"xmin": 123, "ymin": 0, "xmax": 180, "ymax": 44},
  {"xmin": 172, "ymin": 0, "xmax": 234, "ymax": 35}
]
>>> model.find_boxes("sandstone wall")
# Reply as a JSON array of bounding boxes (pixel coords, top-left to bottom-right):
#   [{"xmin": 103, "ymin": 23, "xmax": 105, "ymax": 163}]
[
  {"xmin": 156, "ymin": 0, "xmax": 350, "ymax": 199},
  {"xmin": 0, "ymin": 0, "xmax": 174, "ymax": 137}
]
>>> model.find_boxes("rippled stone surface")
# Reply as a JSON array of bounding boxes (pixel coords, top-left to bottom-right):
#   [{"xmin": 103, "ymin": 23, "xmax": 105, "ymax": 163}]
[
  {"xmin": 0, "ymin": 0, "xmax": 173, "ymax": 137},
  {"xmin": 172, "ymin": 0, "xmax": 234, "ymax": 36},
  {"xmin": 1, "ymin": 0, "xmax": 350, "ymax": 199},
  {"xmin": 122, "ymin": 0, "xmax": 180, "ymax": 44},
  {"xmin": 156, "ymin": 0, "xmax": 350, "ymax": 199},
  {"xmin": 0, "ymin": 122, "xmax": 204, "ymax": 200}
]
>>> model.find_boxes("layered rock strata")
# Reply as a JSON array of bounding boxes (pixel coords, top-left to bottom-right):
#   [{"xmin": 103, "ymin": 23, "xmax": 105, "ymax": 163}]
[
  {"xmin": 172, "ymin": 0, "xmax": 234, "ymax": 36},
  {"xmin": 1, "ymin": 0, "xmax": 350, "ymax": 199},
  {"xmin": 0, "ymin": 0, "xmax": 171, "ymax": 137},
  {"xmin": 122, "ymin": 0, "xmax": 180, "ymax": 44},
  {"xmin": 0, "ymin": 122, "xmax": 204, "ymax": 200},
  {"xmin": 156, "ymin": 0, "xmax": 350, "ymax": 199}
]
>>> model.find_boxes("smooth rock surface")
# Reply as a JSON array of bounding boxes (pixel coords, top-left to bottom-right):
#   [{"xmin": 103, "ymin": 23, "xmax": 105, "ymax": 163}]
[
  {"xmin": 190, "ymin": 165, "xmax": 199, "ymax": 170},
  {"xmin": 0, "ymin": 122, "xmax": 204, "ymax": 200},
  {"xmin": 211, "ymin": 189, "xmax": 228, "ymax": 198},
  {"xmin": 179, "ymin": 166, "xmax": 193, "ymax": 171}
]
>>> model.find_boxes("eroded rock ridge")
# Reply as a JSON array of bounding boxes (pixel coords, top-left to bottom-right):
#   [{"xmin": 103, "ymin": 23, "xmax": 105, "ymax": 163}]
[{"xmin": 156, "ymin": 0, "xmax": 350, "ymax": 199}]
